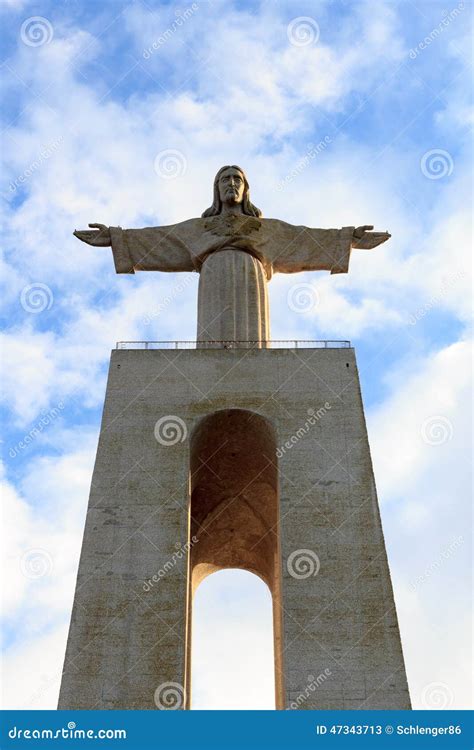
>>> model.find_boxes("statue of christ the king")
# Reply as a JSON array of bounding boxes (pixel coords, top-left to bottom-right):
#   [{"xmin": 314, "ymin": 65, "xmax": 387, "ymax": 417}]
[{"xmin": 74, "ymin": 165, "xmax": 390, "ymax": 347}]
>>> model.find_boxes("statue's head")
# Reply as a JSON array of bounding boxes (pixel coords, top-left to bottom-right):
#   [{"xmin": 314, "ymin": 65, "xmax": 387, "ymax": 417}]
[{"xmin": 202, "ymin": 165, "xmax": 262, "ymax": 218}]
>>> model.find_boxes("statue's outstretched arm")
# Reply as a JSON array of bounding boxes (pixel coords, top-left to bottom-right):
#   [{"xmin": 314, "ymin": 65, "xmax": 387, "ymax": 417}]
[
  {"xmin": 268, "ymin": 220, "xmax": 391, "ymax": 276},
  {"xmin": 74, "ymin": 221, "xmax": 195, "ymax": 274}
]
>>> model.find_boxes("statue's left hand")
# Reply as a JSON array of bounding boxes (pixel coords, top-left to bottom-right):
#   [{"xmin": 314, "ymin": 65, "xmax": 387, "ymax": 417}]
[
  {"xmin": 74, "ymin": 223, "xmax": 111, "ymax": 247},
  {"xmin": 352, "ymin": 225, "xmax": 391, "ymax": 249}
]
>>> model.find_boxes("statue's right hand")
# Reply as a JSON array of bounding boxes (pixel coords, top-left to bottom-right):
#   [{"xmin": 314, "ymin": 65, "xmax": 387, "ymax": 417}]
[{"xmin": 74, "ymin": 223, "xmax": 111, "ymax": 247}]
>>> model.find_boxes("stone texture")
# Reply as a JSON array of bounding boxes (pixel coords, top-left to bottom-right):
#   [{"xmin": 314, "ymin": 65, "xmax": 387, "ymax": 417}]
[{"xmin": 58, "ymin": 347, "xmax": 411, "ymax": 710}]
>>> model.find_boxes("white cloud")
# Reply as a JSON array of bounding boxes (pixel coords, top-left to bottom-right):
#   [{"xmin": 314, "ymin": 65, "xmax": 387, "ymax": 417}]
[
  {"xmin": 397, "ymin": 583, "xmax": 472, "ymax": 710},
  {"xmin": 1, "ymin": 624, "xmax": 68, "ymax": 710},
  {"xmin": 369, "ymin": 339, "xmax": 472, "ymax": 504},
  {"xmin": 367, "ymin": 339, "xmax": 472, "ymax": 708},
  {"xmin": 1, "ymin": 435, "xmax": 95, "ymax": 709},
  {"xmin": 1, "ymin": 437, "xmax": 94, "ymax": 622}
]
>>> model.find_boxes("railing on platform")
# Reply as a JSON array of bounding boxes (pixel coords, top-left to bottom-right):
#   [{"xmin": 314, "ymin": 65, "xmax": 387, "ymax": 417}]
[{"xmin": 115, "ymin": 340, "xmax": 351, "ymax": 350}]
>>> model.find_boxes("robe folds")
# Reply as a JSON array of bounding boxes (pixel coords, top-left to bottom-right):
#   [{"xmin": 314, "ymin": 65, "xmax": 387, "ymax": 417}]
[{"xmin": 109, "ymin": 214, "xmax": 355, "ymax": 346}]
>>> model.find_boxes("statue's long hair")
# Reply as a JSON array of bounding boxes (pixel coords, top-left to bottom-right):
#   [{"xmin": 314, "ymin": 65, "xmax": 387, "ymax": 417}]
[{"xmin": 201, "ymin": 165, "xmax": 262, "ymax": 218}]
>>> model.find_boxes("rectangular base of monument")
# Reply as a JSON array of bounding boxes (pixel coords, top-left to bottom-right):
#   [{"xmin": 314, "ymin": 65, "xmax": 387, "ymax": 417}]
[{"xmin": 59, "ymin": 347, "xmax": 410, "ymax": 710}]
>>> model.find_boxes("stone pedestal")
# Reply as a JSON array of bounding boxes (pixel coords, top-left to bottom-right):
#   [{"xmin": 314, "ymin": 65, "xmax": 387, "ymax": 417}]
[{"xmin": 58, "ymin": 346, "xmax": 410, "ymax": 710}]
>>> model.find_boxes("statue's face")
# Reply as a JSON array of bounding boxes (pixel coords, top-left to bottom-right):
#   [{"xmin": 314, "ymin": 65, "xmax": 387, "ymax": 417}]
[{"xmin": 218, "ymin": 168, "xmax": 245, "ymax": 205}]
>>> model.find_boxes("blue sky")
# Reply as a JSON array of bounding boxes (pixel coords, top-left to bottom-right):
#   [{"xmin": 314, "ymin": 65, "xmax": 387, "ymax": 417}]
[{"xmin": 1, "ymin": 0, "xmax": 472, "ymax": 710}]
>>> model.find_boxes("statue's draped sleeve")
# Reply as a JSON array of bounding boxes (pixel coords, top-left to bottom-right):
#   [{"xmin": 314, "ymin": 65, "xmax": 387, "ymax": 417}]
[
  {"xmin": 109, "ymin": 223, "xmax": 195, "ymax": 274},
  {"xmin": 262, "ymin": 220, "xmax": 355, "ymax": 275}
]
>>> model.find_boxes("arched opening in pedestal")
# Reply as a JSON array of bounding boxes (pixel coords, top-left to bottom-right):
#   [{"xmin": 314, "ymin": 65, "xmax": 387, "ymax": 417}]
[
  {"xmin": 191, "ymin": 569, "xmax": 275, "ymax": 709},
  {"xmin": 186, "ymin": 408, "xmax": 283, "ymax": 709}
]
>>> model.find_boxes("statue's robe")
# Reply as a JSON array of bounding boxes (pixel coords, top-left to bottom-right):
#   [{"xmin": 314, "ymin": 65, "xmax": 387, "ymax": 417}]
[{"xmin": 109, "ymin": 214, "xmax": 355, "ymax": 346}]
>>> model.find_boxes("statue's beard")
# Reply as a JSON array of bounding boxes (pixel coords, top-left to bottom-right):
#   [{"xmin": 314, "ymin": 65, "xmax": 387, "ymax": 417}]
[{"xmin": 224, "ymin": 191, "xmax": 242, "ymax": 203}]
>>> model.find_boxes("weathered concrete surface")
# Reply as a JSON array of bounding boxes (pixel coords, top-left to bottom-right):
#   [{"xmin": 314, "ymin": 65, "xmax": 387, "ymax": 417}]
[{"xmin": 58, "ymin": 347, "xmax": 411, "ymax": 710}]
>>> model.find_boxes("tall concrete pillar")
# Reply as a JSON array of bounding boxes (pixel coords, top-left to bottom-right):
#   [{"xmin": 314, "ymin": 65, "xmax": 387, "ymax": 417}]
[{"xmin": 58, "ymin": 345, "xmax": 410, "ymax": 710}]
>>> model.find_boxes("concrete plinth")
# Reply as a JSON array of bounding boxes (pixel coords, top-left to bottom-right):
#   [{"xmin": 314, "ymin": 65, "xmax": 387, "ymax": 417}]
[{"xmin": 58, "ymin": 346, "xmax": 410, "ymax": 710}]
